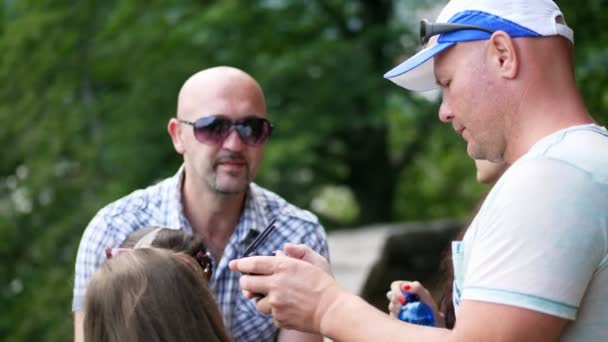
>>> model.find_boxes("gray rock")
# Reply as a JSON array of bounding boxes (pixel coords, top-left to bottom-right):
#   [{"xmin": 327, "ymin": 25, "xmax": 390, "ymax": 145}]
[{"xmin": 327, "ymin": 219, "xmax": 463, "ymax": 312}]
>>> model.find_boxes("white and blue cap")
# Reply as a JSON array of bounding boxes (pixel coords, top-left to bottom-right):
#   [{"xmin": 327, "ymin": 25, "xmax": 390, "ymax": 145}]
[{"xmin": 384, "ymin": 0, "xmax": 574, "ymax": 91}]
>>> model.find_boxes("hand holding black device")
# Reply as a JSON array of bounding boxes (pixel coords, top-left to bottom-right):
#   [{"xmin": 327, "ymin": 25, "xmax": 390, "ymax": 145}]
[{"xmin": 240, "ymin": 218, "xmax": 277, "ymax": 299}]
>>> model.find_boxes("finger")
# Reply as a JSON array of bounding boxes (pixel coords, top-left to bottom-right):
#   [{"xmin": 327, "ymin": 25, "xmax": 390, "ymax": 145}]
[
  {"xmin": 284, "ymin": 243, "xmax": 332, "ymax": 275},
  {"xmin": 388, "ymin": 301, "xmax": 401, "ymax": 317},
  {"xmin": 406, "ymin": 280, "xmax": 422, "ymax": 293},
  {"xmin": 400, "ymin": 280, "xmax": 426, "ymax": 295},
  {"xmin": 394, "ymin": 281, "xmax": 420, "ymax": 296},
  {"xmin": 229, "ymin": 256, "xmax": 278, "ymax": 275},
  {"xmin": 239, "ymin": 273, "xmax": 272, "ymax": 296},
  {"xmin": 389, "ymin": 281, "xmax": 408, "ymax": 306},
  {"xmin": 404, "ymin": 281, "xmax": 435, "ymax": 307},
  {"xmin": 390, "ymin": 280, "xmax": 406, "ymax": 294},
  {"xmin": 283, "ymin": 243, "xmax": 318, "ymax": 262},
  {"xmin": 387, "ymin": 292, "xmax": 405, "ymax": 310},
  {"xmin": 242, "ymin": 289, "xmax": 257, "ymax": 300},
  {"xmin": 254, "ymin": 295, "xmax": 272, "ymax": 314}
]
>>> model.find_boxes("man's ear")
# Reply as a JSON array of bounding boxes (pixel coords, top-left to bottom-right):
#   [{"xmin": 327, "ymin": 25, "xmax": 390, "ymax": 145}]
[
  {"xmin": 488, "ymin": 31, "xmax": 519, "ymax": 79},
  {"xmin": 168, "ymin": 118, "xmax": 186, "ymax": 154}
]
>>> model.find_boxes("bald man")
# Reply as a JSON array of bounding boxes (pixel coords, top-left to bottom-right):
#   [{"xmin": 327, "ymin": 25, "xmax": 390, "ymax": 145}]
[{"xmin": 73, "ymin": 66, "xmax": 328, "ymax": 342}]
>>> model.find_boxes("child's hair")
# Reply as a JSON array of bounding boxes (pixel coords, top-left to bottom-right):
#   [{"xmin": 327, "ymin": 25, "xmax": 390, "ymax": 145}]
[
  {"xmin": 121, "ymin": 227, "xmax": 213, "ymax": 279},
  {"xmin": 121, "ymin": 226, "xmax": 204, "ymax": 253},
  {"xmin": 84, "ymin": 248, "xmax": 231, "ymax": 342}
]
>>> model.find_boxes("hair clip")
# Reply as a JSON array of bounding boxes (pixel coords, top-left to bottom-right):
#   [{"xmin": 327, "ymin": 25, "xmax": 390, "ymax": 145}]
[
  {"xmin": 179, "ymin": 255, "xmax": 193, "ymax": 265},
  {"xmin": 104, "ymin": 247, "xmax": 131, "ymax": 259},
  {"xmin": 133, "ymin": 227, "xmax": 163, "ymax": 248},
  {"xmin": 195, "ymin": 250, "xmax": 214, "ymax": 280}
]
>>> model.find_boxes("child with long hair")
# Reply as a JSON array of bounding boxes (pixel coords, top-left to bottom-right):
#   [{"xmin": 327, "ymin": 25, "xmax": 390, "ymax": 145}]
[{"xmin": 84, "ymin": 248, "xmax": 231, "ymax": 342}]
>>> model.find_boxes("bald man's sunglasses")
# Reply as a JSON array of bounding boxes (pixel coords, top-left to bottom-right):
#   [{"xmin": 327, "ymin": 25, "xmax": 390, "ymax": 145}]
[
  {"xmin": 178, "ymin": 115, "xmax": 273, "ymax": 147},
  {"xmin": 420, "ymin": 19, "xmax": 495, "ymax": 46}
]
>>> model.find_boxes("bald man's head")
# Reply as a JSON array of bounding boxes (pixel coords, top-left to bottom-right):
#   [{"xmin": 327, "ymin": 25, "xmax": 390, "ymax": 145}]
[
  {"xmin": 168, "ymin": 66, "xmax": 269, "ymax": 196},
  {"xmin": 176, "ymin": 66, "xmax": 266, "ymax": 119}
]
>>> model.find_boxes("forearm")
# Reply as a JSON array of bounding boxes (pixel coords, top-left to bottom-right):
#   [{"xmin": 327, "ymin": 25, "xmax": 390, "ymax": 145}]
[
  {"xmin": 74, "ymin": 312, "xmax": 84, "ymax": 342},
  {"xmin": 278, "ymin": 329, "xmax": 323, "ymax": 342},
  {"xmin": 320, "ymin": 291, "xmax": 451, "ymax": 342}
]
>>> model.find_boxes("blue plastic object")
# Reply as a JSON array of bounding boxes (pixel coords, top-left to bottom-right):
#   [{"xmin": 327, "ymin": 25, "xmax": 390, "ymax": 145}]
[{"xmin": 397, "ymin": 292, "xmax": 436, "ymax": 326}]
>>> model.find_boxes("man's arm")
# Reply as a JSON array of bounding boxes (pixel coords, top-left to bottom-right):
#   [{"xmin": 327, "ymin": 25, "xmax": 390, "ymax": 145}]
[
  {"xmin": 74, "ymin": 312, "xmax": 84, "ymax": 342},
  {"xmin": 230, "ymin": 251, "xmax": 569, "ymax": 342},
  {"xmin": 322, "ymin": 290, "xmax": 567, "ymax": 342},
  {"xmin": 278, "ymin": 329, "xmax": 323, "ymax": 342}
]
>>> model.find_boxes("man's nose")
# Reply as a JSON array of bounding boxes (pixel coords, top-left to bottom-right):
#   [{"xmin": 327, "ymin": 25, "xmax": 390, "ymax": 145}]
[
  {"xmin": 222, "ymin": 129, "xmax": 245, "ymax": 150},
  {"xmin": 438, "ymin": 100, "xmax": 454, "ymax": 123}
]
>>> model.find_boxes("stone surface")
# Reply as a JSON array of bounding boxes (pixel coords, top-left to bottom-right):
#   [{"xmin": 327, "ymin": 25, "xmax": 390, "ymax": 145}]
[
  {"xmin": 327, "ymin": 219, "xmax": 463, "ymax": 311},
  {"xmin": 327, "ymin": 223, "xmax": 401, "ymax": 294}
]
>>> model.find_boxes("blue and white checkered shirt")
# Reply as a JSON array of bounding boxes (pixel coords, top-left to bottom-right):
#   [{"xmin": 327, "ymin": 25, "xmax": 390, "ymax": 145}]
[{"xmin": 73, "ymin": 166, "xmax": 329, "ymax": 341}]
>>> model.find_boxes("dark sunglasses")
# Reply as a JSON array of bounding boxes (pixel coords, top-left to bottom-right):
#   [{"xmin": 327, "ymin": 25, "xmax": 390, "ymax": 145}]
[
  {"xmin": 178, "ymin": 115, "xmax": 273, "ymax": 147},
  {"xmin": 420, "ymin": 19, "xmax": 495, "ymax": 46}
]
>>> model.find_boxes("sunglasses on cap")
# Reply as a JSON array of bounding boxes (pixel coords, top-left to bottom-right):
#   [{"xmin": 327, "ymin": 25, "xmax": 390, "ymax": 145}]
[
  {"xmin": 419, "ymin": 19, "xmax": 495, "ymax": 46},
  {"xmin": 178, "ymin": 115, "xmax": 273, "ymax": 147}
]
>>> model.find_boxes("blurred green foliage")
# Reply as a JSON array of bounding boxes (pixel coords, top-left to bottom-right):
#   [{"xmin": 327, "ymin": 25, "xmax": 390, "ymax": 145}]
[{"xmin": 1, "ymin": 0, "xmax": 606, "ymax": 340}]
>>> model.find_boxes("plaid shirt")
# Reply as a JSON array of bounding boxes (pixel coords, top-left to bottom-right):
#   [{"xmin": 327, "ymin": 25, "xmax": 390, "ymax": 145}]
[{"xmin": 73, "ymin": 166, "xmax": 329, "ymax": 341}]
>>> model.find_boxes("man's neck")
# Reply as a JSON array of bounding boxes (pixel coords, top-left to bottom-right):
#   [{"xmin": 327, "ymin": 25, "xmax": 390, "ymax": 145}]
[
  {"xmin": 181, "ymin": 177, "xmax": 247, "ymax": 261},
  {"xmin": 503, "ymin": 83, "xmax": 594, "ymax": 164}
]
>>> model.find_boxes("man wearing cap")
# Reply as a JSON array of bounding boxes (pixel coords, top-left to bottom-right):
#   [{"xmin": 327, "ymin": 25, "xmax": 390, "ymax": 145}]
[{"xmin": 230, "ymin": 0, "xmax": 608, "ymax": 340}]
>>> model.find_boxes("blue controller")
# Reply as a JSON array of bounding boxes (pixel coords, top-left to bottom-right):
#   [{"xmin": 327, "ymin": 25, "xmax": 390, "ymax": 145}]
[{"xmin": 397, "ymin": 292, "xmax": 436, "ymax": 326}]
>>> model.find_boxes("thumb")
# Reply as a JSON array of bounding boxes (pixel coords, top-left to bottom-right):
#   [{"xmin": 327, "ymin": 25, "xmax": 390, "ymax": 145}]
[
  {"xmin": 283, "ymin": 243, "xmax": 311, "ymax": 260},
  {"xmin": 284, "ymin": 243, "xmax": 333, "ymax": 276}
]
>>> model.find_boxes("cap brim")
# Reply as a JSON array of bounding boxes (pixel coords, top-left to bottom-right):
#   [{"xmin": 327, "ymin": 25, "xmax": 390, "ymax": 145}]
[{"xmin": 384, "ymin": 42, "xmax": 456, "ymax": 92}]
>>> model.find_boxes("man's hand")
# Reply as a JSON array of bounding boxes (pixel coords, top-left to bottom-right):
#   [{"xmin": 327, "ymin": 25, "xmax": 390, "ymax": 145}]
[
  {"xmin": 280, "ymin": 243, "xmax": 333, "ymax": 275},
  {"xmin": 229, "ymin": 252, "xmax": 343, "ymax": 334}
]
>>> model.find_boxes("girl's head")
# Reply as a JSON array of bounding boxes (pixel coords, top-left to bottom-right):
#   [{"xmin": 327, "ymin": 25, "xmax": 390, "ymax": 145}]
[
  {"xmin": 84, "ymin": 248, "xmax": 231, "ymax": 342},
  {"xmin": 120, "ymin": 227, "xmax": 213, "ymax": 280}
]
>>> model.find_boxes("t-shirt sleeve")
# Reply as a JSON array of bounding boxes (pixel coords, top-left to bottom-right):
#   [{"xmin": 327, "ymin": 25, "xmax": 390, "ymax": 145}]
[{"xmin": 461, "ymin": 158, "xmax": 608, "ymax": 319}]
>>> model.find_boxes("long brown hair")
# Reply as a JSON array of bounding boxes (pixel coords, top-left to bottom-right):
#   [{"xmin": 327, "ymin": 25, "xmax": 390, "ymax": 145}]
[{"xmin": 84, "ymin": 248, "xmax": 231, "ymax": 342}]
